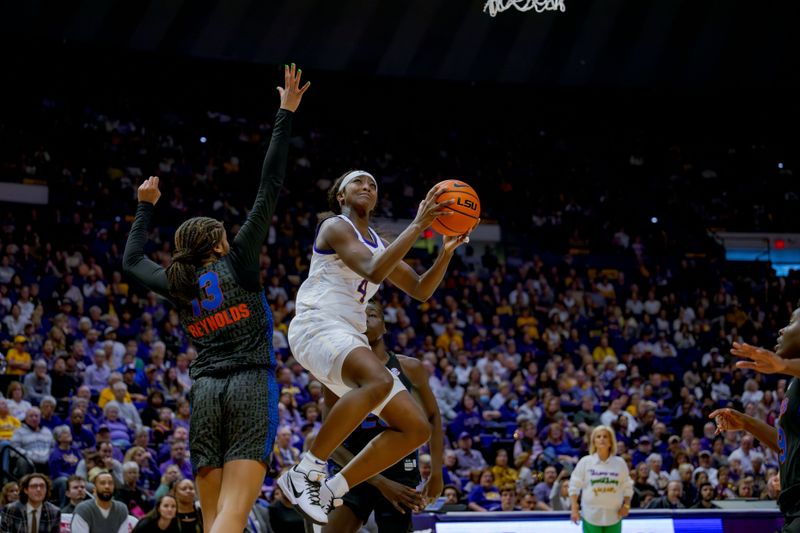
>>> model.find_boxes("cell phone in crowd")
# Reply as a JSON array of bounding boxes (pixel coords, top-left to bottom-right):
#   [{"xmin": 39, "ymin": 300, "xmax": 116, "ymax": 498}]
[{"xmin": 424, "ymin": 497, "xmax": 448, "ymax": 512}]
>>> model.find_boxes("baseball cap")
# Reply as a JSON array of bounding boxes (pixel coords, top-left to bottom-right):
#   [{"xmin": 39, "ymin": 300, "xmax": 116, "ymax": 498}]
[
  {"xmin": 458, "ymin": 431, "xmax": 472, "ymax": 440},
  {"xmin": 638, "ymin": 436, "xmax": 651, "ymax": 444},
  {"xmin": 104, "ymin": 326, "xmax": 116, "ymax": 336},
  {"xmin": 699, "ymin": 450, "xmax": 711, "ymax": 457},
  {"xmin": 145, "ymin": 364, "xmax": 157, "ymax": 373},
  {"xmin": 668, "ymin": 435, "xmax": 680, "ymax": 444},
  {"xmin": 123, "ymin": 364, "xmax": 137, "ymax": 374},
  {"xmin": 616, "ymin": 363, "xmax": 627, "ymax": 372},
  {"xmin": 13, "ymin": 335, "xmax": 26, "ymax": 344}
]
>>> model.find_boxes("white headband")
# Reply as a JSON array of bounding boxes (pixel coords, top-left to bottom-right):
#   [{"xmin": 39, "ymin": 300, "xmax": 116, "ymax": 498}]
[{"xmin": 338, "ymin": 171, "xmax": 377, "ymax": 193}]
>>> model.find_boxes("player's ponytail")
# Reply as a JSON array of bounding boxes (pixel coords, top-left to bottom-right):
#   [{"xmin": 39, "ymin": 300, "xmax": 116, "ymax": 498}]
[{"xmin": 166, "ymin": 217, "xmax": 225, "ymax": 304}]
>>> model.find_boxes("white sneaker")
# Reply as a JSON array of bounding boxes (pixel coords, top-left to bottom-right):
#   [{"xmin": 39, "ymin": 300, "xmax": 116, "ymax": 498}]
[{"xmin": 277, "ymin": 465, "xmax": 331, "ymax": 525}]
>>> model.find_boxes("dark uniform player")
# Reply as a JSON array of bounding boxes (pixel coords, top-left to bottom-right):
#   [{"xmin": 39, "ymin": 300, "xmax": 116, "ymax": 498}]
[
  {"xmin": 122, "ymin": 65, "xmax": 310, "ymax": 533},
  {"xmin": 319, "ymin": 300, "xmax": 444, "ymax": 533},
  {"xmin": 711, "ymin": 305, "xmax": 800, "ymax": 532}
]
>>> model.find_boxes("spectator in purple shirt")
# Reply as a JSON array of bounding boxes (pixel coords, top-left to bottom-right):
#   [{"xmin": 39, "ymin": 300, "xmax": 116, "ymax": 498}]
[
  {"xmin": 449, "ymin": 395, "xmax": 483, "ymax": 442},
  {"xmin": 83, "ymin": 350, "xmax": 111, "ymax": 395},
  {"xmin": 454, "ymin": 432, "xmax": 488, "ymax": 479},
  {"xmin": 533, "ymin": 465, "xmax": 558, "ymax": 506},
  {"xmin": 49, "ymin": 425, "xmax": 81, "ymax": 505},
  {"xmin": 68, "ymin": 408, "xmax": 95, "ymax": 451},
  {"xmin": 102, "ymin": 401, "xmax": 133, "ymax": 449},
  {"xmin": 159, "ymin": 439, "xmax": 192, "ymax": 481},
  {"xmin": 467, "ymin": 469, "xmax": 501, "ymax": 512}
]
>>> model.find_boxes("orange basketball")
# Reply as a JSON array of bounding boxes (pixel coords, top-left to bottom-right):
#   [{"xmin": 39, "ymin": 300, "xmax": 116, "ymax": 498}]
[{"xmin": 430, "ymin": 179, "xmax": 481, "ymax": 236}]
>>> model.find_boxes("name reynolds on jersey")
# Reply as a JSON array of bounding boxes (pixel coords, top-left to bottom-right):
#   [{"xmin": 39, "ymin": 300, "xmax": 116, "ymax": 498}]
[{"xmin": 186, "ymin": 303, "xmax": 251, "ymax": 338}]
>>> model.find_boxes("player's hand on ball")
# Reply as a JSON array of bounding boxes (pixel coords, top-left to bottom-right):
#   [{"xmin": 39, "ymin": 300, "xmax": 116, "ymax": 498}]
[
  {"xmin": 278, "ymin": 63, "xmax": 311, "ymax": 112},
  {"xmin": 709, "ymin": 408, "xmax": 746, "ymax": 435},
  {"xmin": 443, "ymin": 218, "xmax": 480, "ymax": 254},
  {"xmin": 731, "ymin": 342, "xmax": 787, "ymax": 374},
  {"xmin": 138, "ymin": 176, "xmax": 161, "ymax": 205},
  {"xmin": 414, "ymin": 184, "xmax": 455, "ymax": 229}
]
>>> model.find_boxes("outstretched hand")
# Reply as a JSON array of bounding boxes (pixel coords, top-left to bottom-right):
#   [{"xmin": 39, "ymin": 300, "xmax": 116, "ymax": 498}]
[
  {"xmin": 709, "ymin": 407, "xmax": 746, "ymax": 435},
  {"xmin": 414, "ymin": 184, "xmax": 455, "ymax": 229},
  {"xmin": 138, "ymin": 176, "xmax": 161, "ymax": 205},
  {"xmin": 278, "ymin": 63, "xmax": 311, "ymax": 112},
  {"xmin": 731, "ymin": 342, "xmax": 787, "ymax": 374}
]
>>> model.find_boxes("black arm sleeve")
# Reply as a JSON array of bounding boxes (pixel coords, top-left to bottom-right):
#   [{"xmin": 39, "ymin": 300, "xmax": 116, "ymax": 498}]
[
  {"xmin": 122, "ymin": 202, "xmax": 171, "ymax": 299},
  {"xmin": 229, "ymin": 108, "xmax": 294, "ymax": 288}
]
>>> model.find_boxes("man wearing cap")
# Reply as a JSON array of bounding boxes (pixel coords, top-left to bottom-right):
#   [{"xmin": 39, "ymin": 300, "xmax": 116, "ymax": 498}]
[
  {"xmin": 121, "ymin": 365, "xmax": 146, "ymax": 402},
  {"xmin": 694, "ymin": 450, "xmax": 719, "ymax": 485},
  {"xmin": 103, "ymin": 329, "xmax": 125, "ymax": 368},
  {"xmin": 6, "ymin": 336, "xmax": 32, "ymax": 377},
  {"xmin": 632, "ymin": 436, "xmax": 653, "ymax": 466},
  {"xmin": 455, "ymin": 432, "xmax": 487, "ymax": 479}
]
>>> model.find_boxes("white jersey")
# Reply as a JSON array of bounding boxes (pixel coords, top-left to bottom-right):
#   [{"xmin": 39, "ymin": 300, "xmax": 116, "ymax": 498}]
[{"xmin": 295, "ymin": 215, "xmax": 386, "ymax": 332}]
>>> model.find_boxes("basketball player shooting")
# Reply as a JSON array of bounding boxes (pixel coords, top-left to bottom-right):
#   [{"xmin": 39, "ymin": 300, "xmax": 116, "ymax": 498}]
[{"xmin": 278, "ymin": 173, "xmax": 476, "ymax": 524}]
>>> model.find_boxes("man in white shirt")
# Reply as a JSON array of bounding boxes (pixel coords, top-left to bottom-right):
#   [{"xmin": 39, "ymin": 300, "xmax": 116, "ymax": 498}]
[
  {"xmin": 453, "ymin": 353, "xmax": 473, "ymax": 386},
  {"xmin": 728, "ymin": 435, "xmax": 757, "ymax": 474},
  {"xmin": 693, "ymin": 450, "xmax": 719, "ymax": 486},
  {"xmin": 600, "ymin": 399, "xmax": 638, "ymax": 433}
]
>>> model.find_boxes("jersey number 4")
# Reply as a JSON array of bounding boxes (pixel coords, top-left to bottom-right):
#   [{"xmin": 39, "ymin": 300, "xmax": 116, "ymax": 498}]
[
  {"xmin": 191, "ymin": 272, "xmax": 224, "ymax": 317},
  {"xmin": 356, "ymin": 279, "xmax": 368, "ymax": 304}
]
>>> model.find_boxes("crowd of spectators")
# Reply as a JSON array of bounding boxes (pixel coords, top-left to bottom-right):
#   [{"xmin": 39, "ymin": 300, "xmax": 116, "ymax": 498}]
[{"xmin": 0, "ymin": 57, "xmax": 798, "ymax": 530}]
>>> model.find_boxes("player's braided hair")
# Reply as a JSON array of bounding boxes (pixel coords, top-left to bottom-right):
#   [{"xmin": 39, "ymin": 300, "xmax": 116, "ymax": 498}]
[{"xmin": 166, "ymin": 217, "xmax": 225, "ymax": 304}]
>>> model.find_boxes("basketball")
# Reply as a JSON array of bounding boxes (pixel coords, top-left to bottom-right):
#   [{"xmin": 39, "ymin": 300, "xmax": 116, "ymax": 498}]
[{"xmin": 430, "ymin": 179, "xmax": 481, "ymax": 236}]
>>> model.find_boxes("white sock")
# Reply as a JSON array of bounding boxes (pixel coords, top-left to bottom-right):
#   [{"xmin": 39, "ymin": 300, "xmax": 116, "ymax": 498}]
[
  {"xmin": 327, "ymin": 472, "xmax": 349, "ymax": 498},
  {"xmin": 299, "ymin": 451, "xmax": 327, "ymax": 473}
]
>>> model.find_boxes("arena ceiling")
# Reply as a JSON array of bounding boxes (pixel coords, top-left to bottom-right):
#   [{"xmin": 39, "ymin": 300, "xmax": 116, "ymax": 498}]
[{"xmin": 3, "ymin": 0, "xmax": 800, "ymax": 86}]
